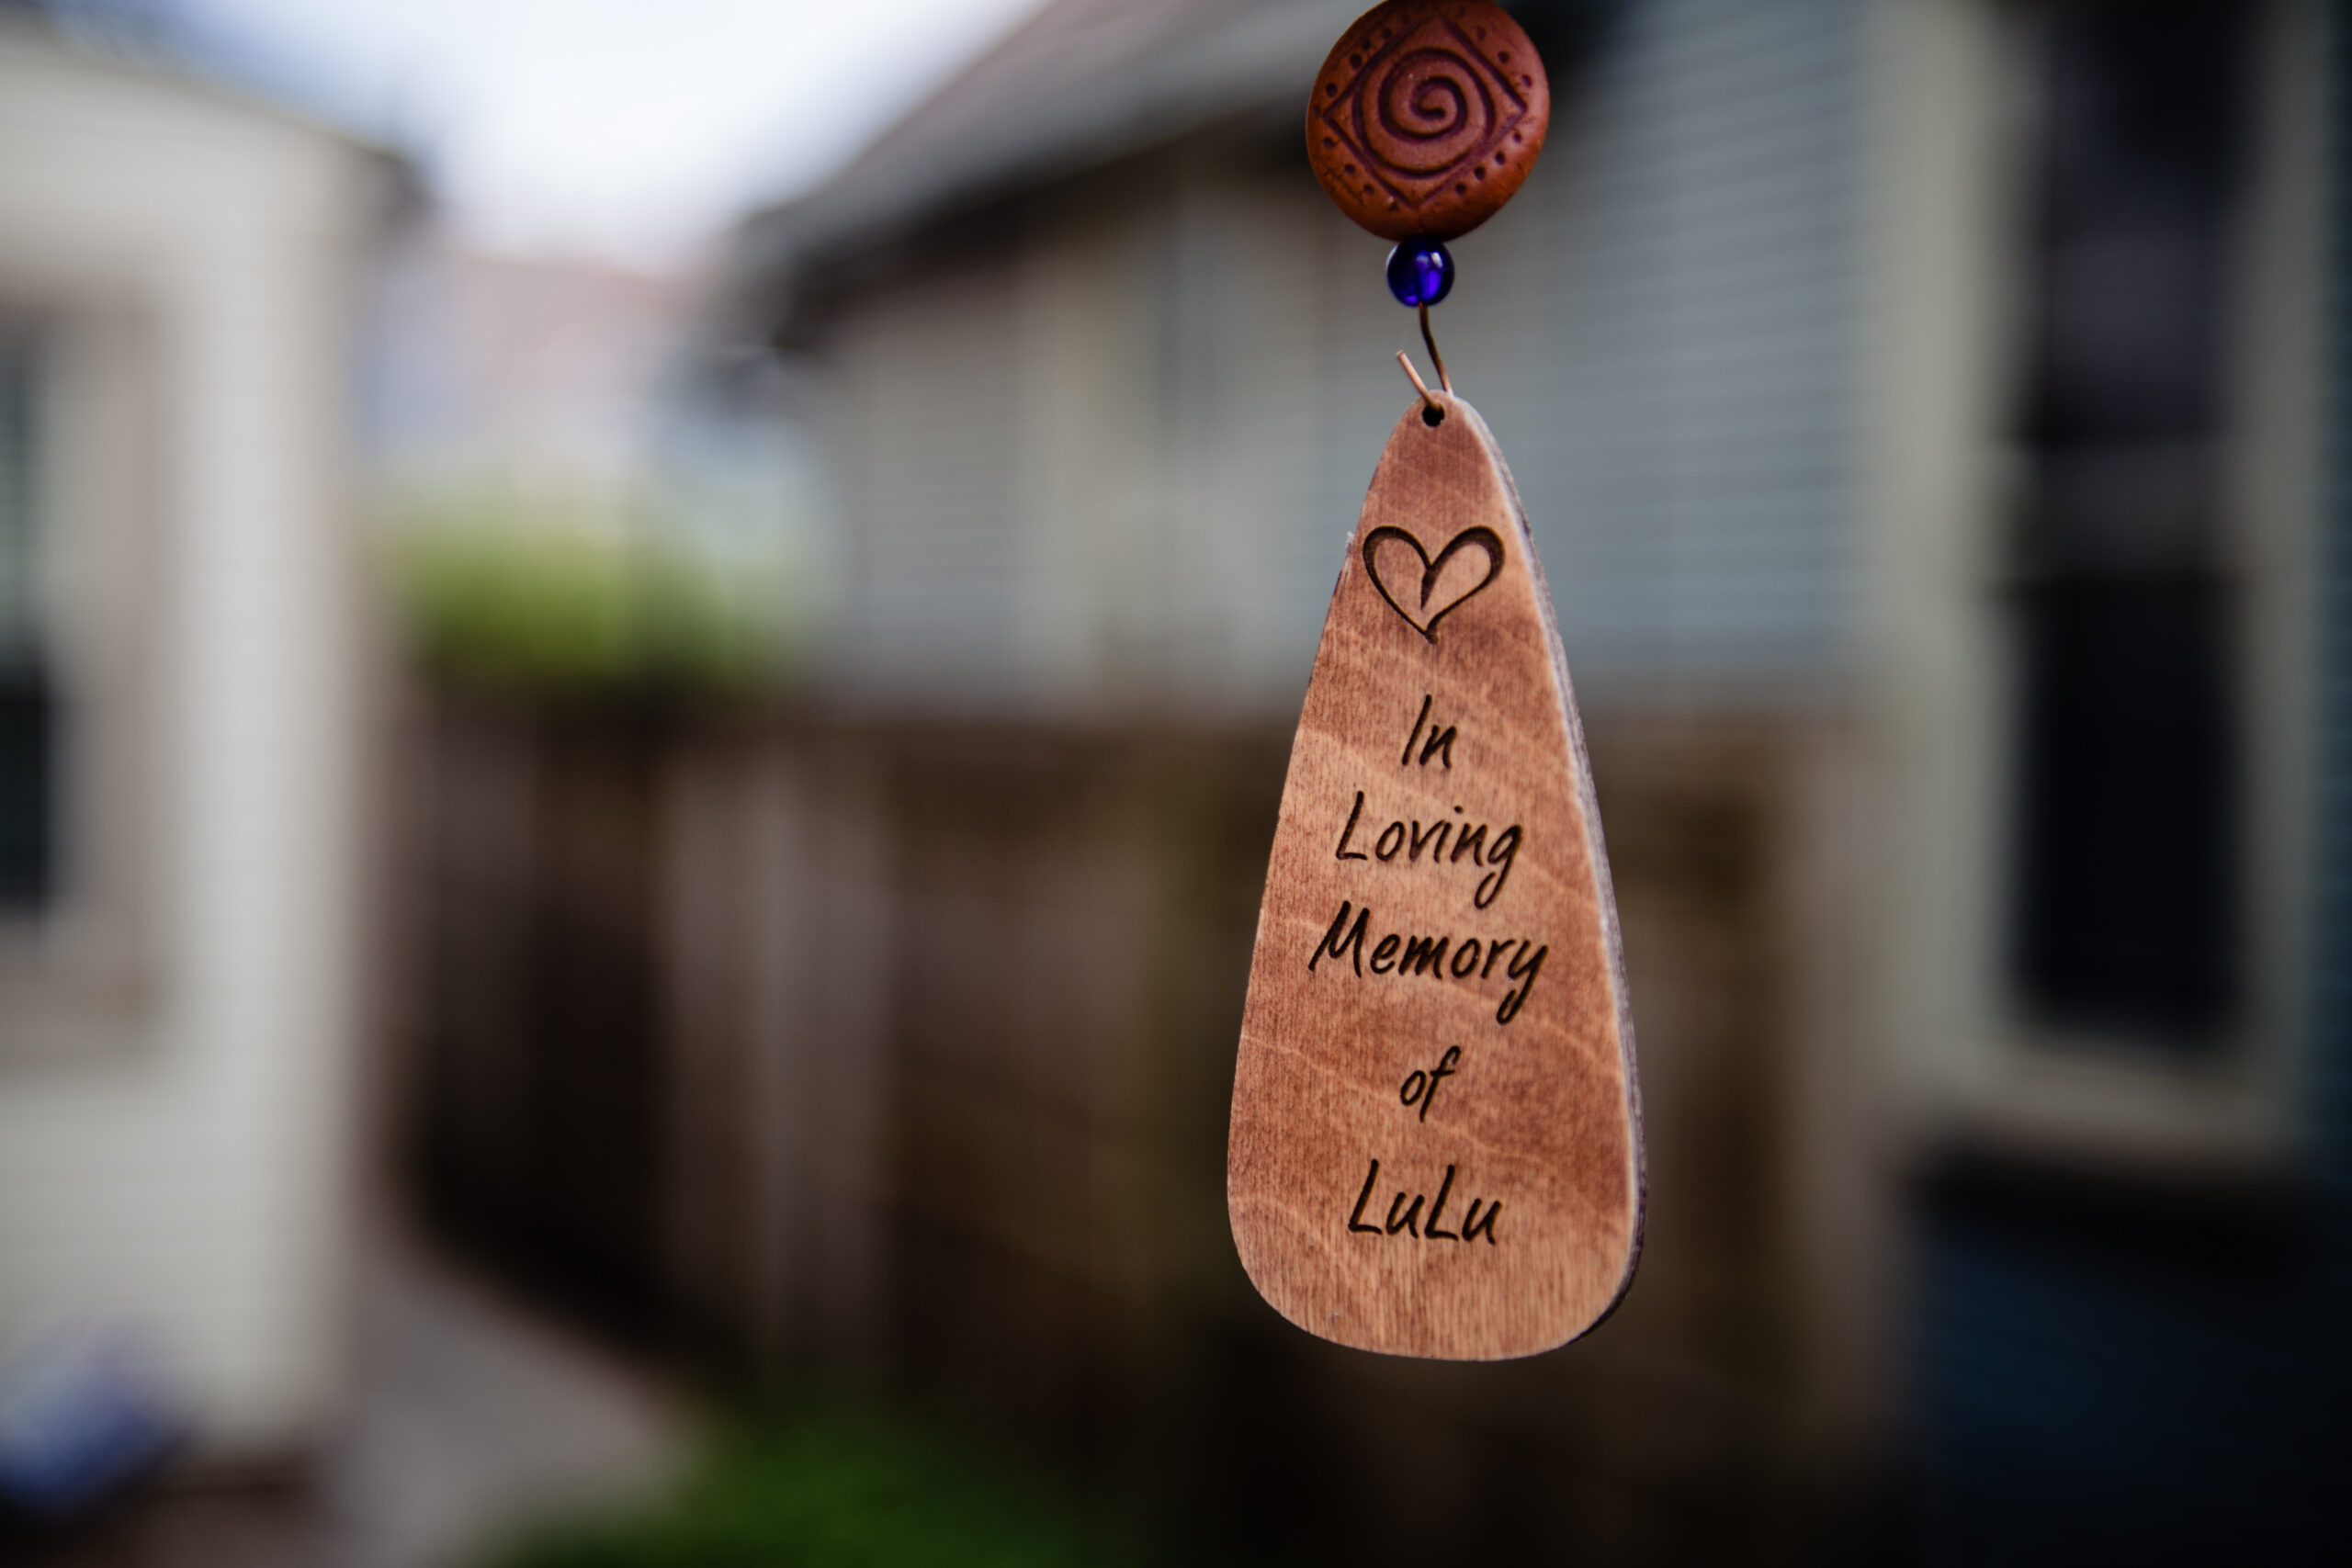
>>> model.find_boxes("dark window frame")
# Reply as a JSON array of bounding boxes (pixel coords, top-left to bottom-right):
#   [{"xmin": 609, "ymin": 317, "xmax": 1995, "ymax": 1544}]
[
  {"xmin": 1998, "ymin": 0, "xmax": 2266, "ymax": 1055},
  {"xmin": 2, "ymin": 316, "xmax": 60, "ymax": 914},
  {"xmin": 0, "ymin": 287, "xmax": 162, "ymax": 1045}
]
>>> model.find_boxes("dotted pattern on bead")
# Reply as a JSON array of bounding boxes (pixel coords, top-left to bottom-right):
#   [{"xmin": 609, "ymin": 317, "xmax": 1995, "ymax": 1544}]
[{"xmin": 1307, "ymin": 1, "xmax": 1547, "ymax": 242}]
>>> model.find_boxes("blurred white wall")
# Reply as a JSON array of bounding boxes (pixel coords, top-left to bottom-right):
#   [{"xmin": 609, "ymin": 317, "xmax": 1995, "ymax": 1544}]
[{"xmin": 0, "ymin": 17, "xmax": 392, "ymax": 1458}]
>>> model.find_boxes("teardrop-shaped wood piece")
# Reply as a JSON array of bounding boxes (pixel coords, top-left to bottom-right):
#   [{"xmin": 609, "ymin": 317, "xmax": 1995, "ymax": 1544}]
[{"xmin": 1228, "ymin": 389, "xmax": 1643, "ymax": 1359}]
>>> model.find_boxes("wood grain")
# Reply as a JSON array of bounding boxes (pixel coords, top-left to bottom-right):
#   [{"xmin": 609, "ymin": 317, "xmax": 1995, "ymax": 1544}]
[
  {"xmin": 1227, "ymin": 389, "xmax": 1643, "ymax": 1359},
  {"xmin": 1306, "ymin": 0, "xmax": 1551, "ymax": 243}
]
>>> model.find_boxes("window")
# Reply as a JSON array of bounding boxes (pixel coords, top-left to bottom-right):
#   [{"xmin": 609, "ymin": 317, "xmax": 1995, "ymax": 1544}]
[
  {"xmin": 0, "ymin": 295, "xmax": 158, "ymax": 1040},
  {"xmin": 1, "ymin": 317, "xmax": 57, "ymax": 914},
  {"xmin": 2003, "ymin": 1, "xmax": 2257, "ymax": 1051},
  {"xmin": 1871, "ymin": 0, "xmax": 2324, "ymax": 1162}
]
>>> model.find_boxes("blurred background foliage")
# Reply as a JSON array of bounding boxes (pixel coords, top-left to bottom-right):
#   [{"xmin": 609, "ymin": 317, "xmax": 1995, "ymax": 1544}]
[
  {"xmin": 386, "ymin": 496, "xmax": 803, "ymax": 694},
  {"xmin": 488, "ymin": 1405, "xmax": 1189, "ymax": 1568}
]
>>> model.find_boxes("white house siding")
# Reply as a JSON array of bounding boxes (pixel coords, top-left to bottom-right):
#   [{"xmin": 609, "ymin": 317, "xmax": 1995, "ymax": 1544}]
[
  {"xmin": 805, "ymin": 0, "xmax": 1868, "ymax": 716},
  {"xmin": 1457, "ymin": 0, "xmax": 1867, "ymax": 699},
  {"xmin": 826, "ymin": 255, "xmax": 1028, "ymax": 702},
  {"xmin": 0, "ymin": 29, "xmax": 382, "ymax": 1455}
]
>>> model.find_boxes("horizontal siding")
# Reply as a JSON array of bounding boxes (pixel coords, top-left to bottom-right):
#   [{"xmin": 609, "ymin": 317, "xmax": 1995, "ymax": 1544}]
[
  {"xmin": 811, "ymin": 0, "xmax": 1868, "ymax": 713},
  {"xmin": 1466, "ymin": 0, "xmax": 1864, "ymax": 695},
  {"xmin": 826, "ymin": 259, "xmax": 1023, "ymax": 700}
]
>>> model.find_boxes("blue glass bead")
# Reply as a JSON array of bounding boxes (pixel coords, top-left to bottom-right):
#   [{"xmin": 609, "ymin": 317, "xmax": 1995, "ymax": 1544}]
[{"xmin": 1385, "ymin": 239, "xmax": 1454, "ymax": 307}]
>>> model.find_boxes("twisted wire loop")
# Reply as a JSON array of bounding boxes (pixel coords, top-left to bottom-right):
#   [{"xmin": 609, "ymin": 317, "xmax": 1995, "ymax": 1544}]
[
  {"xmin": 1396, "ymin": 348, "xmax": 1441, "ymax": 420},
  {"xmin": 1308, "ymin": 1, "xmax": 1546, "ymax": 241},
  {"xmin": 1419, "ymin": 300, "xmax": 1450, "ymax": 392},
  {"xmin": 1396, "ymin": 301, "xmax": 1451, "ymax": 423}
]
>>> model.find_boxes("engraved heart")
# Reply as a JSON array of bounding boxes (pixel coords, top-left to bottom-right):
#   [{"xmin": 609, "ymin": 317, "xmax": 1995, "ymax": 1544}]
[{"xmin": 1362, "ymin": 524, "xmax": 1504, "ymax": 641}]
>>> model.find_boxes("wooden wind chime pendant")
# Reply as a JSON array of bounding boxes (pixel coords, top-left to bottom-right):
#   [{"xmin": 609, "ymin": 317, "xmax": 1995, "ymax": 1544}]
[{"xmin": 1227, "ymin": 0, "xmax": 1643, "ymax": 1360}]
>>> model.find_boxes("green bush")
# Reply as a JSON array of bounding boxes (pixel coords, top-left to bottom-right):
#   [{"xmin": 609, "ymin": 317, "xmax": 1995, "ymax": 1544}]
[
  {"xmin": 387, "ymin": 515, "xmax": 792, "ymax": 693},
  {"xmin": 487, "ymin": 1408, "xmax": 1171, "ymax": 1568}
]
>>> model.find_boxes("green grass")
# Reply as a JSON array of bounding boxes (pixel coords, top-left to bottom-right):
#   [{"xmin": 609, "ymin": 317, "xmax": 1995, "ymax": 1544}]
[{"xmin": 485, "ymin": 1408, "xmax": 1172, "ymax": 1568}]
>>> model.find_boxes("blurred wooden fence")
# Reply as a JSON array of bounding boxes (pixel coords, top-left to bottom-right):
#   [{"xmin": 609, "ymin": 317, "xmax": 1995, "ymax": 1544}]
[{"xmin": 384, "ymin": 690, "xmax": 1879, "ymax": 1563}]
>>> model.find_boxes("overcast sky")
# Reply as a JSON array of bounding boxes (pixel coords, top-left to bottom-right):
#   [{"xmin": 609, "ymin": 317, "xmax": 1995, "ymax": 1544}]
[{"xmin": 163, "ymin": 0, "xmax": 1047, "ymax": 265}]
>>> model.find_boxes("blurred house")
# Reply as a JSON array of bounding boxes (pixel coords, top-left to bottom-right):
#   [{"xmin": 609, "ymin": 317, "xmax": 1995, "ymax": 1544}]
[
  {"xmin": 392, "ymin": 0, "xmax": 2352, "ymax": 1562},
  {"xmin": 364, "ymin": 229, "xmax": 831, "ymax": 674},
  {"xmin": 0, "ymin": 10, "xmax": 398, "ymax": 1482},
  {"xmin": 369, "ymin": 243, "xmax": 700, "ymax": 523}
]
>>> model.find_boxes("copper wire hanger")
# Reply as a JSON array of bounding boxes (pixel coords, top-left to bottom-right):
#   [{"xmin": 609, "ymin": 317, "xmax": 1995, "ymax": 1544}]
[{"xmin": 1396, "ymin": 299, "xmax": 1452, "ymax": 419}]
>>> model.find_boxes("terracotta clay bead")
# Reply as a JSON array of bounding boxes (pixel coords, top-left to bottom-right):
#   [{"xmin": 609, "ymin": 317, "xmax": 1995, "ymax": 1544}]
[{"xmin": 1306, "ymin": 0, "xmax": 1551, "ymax": 243}]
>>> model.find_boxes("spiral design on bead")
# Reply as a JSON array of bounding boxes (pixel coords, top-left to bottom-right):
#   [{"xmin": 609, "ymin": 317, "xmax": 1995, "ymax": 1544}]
[
  {"xmin": 1363, "ymin": 47, "xmax": 1496, "ymax": 176},
  {"xmin": 1307, "ymin": 1, "xmax": 1545, "ymax": 242}
]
